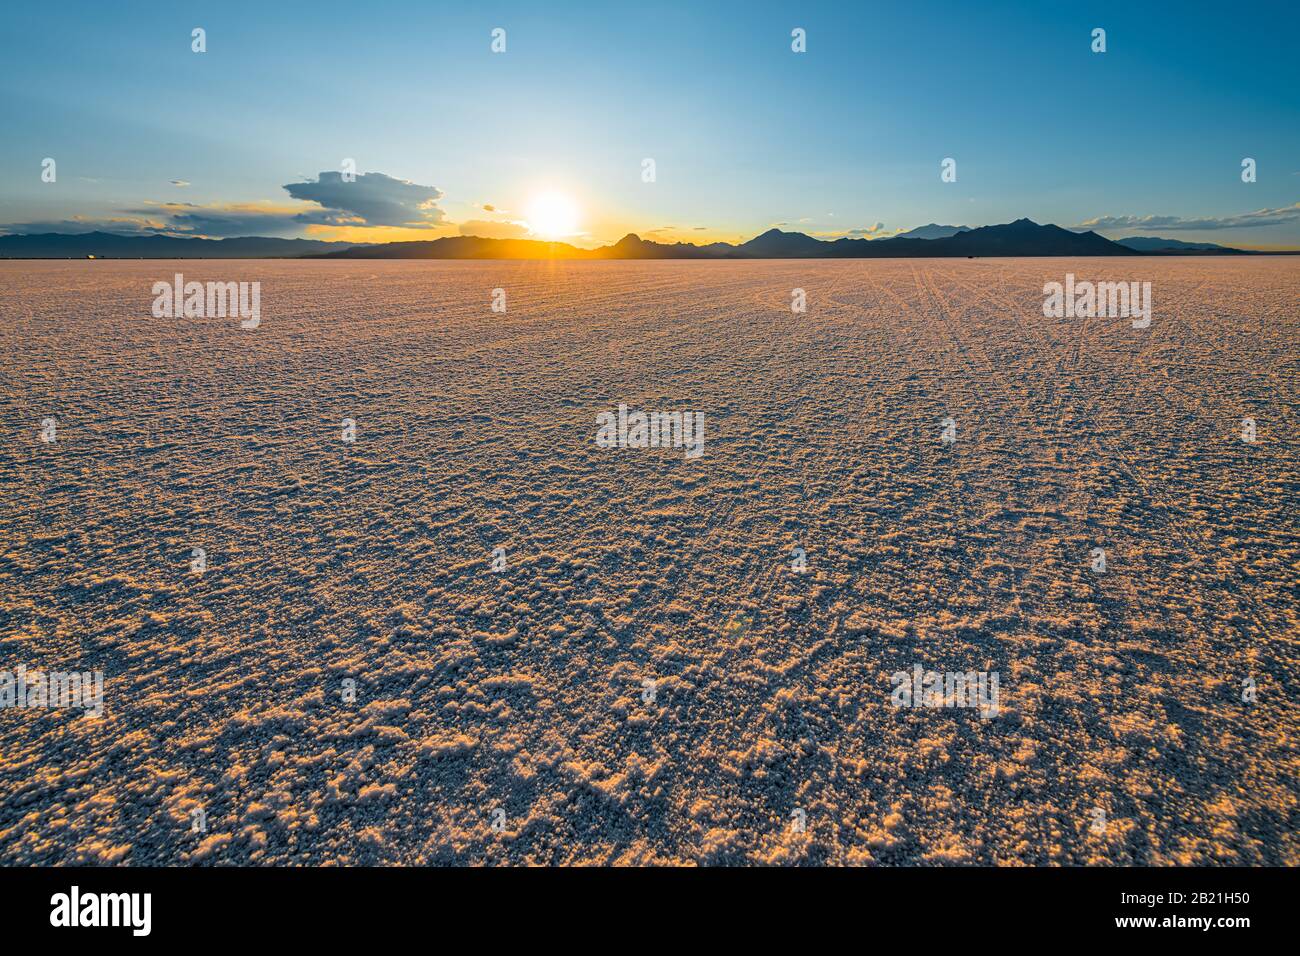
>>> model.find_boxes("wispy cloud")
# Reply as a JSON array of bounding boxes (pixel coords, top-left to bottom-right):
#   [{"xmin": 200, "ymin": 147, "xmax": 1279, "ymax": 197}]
[
  {"xmin": 0, "ymin": 200, "xmax": 317, "ymax": 238},
  {"xmin": 811, "ymin": 222, "xmax": 889, "ymax": 239},
  {"xmin": 0, "ymin": 215, "xmax": 169, "ymax": 235},
  {"xmin": 457, "ymin": 219, "xmax": 531, "ymax": 240},
  {"xmin": 2, "ymin": 170, "xmax": 458, "ymax": 239},
  {"xmin": 124, "ymin": 201, "xmax": 307, "ymax": 236},
  {"xmin": 1075, "ymin": 204, "xmax": 1300, "ymax": 232}
]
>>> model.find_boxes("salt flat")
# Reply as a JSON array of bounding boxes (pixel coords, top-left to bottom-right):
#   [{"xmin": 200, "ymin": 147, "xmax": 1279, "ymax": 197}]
[{"xmin": 1, "ymin": 257, "xmax": 1296, "ymax": 865}]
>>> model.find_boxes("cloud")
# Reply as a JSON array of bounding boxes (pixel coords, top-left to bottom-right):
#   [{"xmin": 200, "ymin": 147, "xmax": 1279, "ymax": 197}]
[
  {"xmin": 1074, "ymin": 204, "xmax": 1300, "ymax": 232},
  {"xmin": 127, "ymin": 201, "xmax": 309, "ymax": 237},
  {"xmin": 0, "ymin": 201, "xmax": 324, "ymax": 238},
  {"xmin": 0, "ymin": 216, "xmax": 170, "ymax": 236},
  {"xmin": 457, "ymin": 219, "xmax": 531, "ymax": 240},
  {"xmin": 283, "ymin": 171, "xmax": 446, "ymax": 228},
  {"xmin": 0, "ymin": 170, "xmax": 455, "ymax": 239},
  {"xmin": 811, "ymin": 222, "xmax": 888, "ymax": 239}
]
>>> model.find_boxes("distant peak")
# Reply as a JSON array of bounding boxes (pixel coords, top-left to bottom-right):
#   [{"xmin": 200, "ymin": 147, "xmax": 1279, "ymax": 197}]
[{"xmin": 744, "ymin": 227, "xmax": 818, "ymax": 244}]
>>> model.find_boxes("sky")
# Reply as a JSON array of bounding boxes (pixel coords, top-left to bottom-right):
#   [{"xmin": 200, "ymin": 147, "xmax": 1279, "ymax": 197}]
[{"xmin": 1, "ymin": 0, "xmax": 1297, "ymax": 248}]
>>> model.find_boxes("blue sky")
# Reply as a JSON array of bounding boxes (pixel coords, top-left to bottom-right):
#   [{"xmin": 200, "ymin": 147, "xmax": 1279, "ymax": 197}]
[{"xmin": 1, "ymin": 0, "xmax": 1297, "ymax": 247}]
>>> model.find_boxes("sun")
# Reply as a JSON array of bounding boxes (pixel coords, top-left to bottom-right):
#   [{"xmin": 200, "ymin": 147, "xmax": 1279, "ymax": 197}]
[{"xmin": 526, "ymin": 191, "xmax": 580, "ymax": 240}]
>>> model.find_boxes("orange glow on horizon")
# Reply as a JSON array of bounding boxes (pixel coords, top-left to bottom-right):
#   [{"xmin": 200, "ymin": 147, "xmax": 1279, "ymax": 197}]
[{"xmin": 303, "ymin": 224, "xmax": 460, "ymax": 244}]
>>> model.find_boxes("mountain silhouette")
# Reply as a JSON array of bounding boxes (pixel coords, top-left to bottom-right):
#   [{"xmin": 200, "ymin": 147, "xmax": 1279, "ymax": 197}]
[
  {"xmin": 737, "ymin": 227, "xmax": 830, "ymax": 256},
  {"xmin": 910, "ymin": 218, "xmax": 1133, "ymax": 257},
  {"xmin": 603, "ymin": 233, "xmax": 721, "ymax": 258},
  {"xmin": 0, "ymin": 231, "xmax": 363, "ymax": 258},
  {"xmin": 1116, "ymin": 236, "xmax": 1240, "ymax": 253},
  {"xmin": 893, "ymin": 223, "xmax": 971, "ymax": 240}
]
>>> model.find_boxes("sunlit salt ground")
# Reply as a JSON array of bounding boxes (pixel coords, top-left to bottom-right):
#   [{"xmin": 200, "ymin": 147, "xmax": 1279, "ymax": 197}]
[{"xmin": 1, "ymin": 258, "xmax": 1296, "ymax": 865}]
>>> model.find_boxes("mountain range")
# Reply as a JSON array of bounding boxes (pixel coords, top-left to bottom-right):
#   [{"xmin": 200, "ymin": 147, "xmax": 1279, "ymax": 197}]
[
  {"xmin": 893, "ymin": 223, "xmax": 971, "ymax": 240},
  {"xmin": 312, "ymin": 219, "xmax": 1142, "ymax": 259},
  {"xmin": 0, "ymin": 220, "xmax": 1275, "ymax": 259},
  {"xmin": 1113, "ymin": 236, "xmax": 1241, "ymax": 253},
  {"xmin": 0, "ymin": 232, "xmax": 364, "ymax": 259}
]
